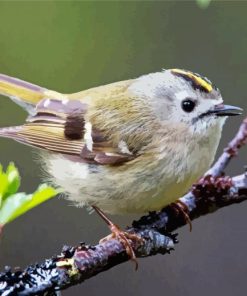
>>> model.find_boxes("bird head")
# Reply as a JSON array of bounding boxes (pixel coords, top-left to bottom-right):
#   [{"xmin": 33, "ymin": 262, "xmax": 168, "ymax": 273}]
[{"xmin": 129, "ymin": 68, "xmax": 242, "ymax": 135}]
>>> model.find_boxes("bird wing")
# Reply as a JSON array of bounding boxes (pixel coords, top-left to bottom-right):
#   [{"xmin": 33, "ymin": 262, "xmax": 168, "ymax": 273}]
[{"xmin": 0, "ymin": 98, "xmax": 136, "ymax": 165}]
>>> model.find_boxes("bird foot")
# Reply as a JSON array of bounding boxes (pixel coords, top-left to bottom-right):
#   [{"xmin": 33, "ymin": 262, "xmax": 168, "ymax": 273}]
[
  {"xmin": 170, "ymin": 200, "xmax": 192, "ymax": 231},
  {"xmin": 92, "ymin": 205, "xmax": 143, "ymax": 270},
  {"xmin": 100, "ymin": 224, "xmax": 143, "ymax": 270}
]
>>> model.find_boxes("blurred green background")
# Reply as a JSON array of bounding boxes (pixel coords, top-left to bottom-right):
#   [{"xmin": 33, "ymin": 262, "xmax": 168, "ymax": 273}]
[{"xmin": 0, "ymin": 1, "xmax": 246, "ymax": 295}]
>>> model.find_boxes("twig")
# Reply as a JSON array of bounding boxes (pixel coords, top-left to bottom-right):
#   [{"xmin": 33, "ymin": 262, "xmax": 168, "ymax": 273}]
[
  {"xmin": 206, "ymin": 118, "xmax": 247, "ymax": 176},
  {"xmin": 0, "ymin": 117, "xmax": 246, "ymax": 295}
]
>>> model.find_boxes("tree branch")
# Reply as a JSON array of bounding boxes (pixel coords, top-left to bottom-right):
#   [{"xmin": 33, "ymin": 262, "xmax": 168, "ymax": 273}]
[
  {"xmin": 0, "ymin": 117, "xmax": 246, "ymax": 296},
  {"xmin": 206, "ymin": 117, "xmax": 247, "ymax": 176}
]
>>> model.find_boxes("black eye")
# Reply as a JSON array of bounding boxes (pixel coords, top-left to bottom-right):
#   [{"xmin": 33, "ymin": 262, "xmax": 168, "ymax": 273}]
[{"xmin": 181, "ymin": 99, "xmax": 196, "ymax": 113}]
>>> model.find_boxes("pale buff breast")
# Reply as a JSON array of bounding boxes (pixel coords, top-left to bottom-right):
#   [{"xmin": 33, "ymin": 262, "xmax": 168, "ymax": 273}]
[
  {"xmin": 43, "ymin": 119, "xmax": 223, "ymax": 215},
  {"xmin": 43, "ymin": 152, "xmax": 206, "ymax": 215}
]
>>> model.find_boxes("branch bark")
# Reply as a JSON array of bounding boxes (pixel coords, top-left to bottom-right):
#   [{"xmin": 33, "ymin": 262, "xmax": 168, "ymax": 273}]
[{"xmin": 0, "ymin": 117, "xmax": 246, "ymax": 296}]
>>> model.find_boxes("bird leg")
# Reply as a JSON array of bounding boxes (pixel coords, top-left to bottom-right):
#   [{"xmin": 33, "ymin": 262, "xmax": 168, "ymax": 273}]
[
  {"xmin": 92, "ymin": 206, "xmax": 143, "ymax": 270},
  {"xmin": 170, "ymin": 200, "xmax": 192, "ymax": 231}
]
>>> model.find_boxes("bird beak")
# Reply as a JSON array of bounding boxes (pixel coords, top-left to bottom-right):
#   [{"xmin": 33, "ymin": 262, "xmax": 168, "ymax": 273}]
[{"xmin": 210, "ymin": 104, "xmax": 243, "ymax": 116}]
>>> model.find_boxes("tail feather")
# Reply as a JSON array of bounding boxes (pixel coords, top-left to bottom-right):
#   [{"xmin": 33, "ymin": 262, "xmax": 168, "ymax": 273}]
[
  {"xmin": 0, "ymin": 73, "xmax": 66, "ymax": 114},
  {"xmin": 0, "ymin": 126, "xmax": 25, "ymax": 144}
]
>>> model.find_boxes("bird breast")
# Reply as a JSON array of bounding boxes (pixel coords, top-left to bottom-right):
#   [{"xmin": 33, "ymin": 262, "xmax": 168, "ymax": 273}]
[{"xmin": 42, "ymin": 120, "xmax": 223, "ymax": 214}]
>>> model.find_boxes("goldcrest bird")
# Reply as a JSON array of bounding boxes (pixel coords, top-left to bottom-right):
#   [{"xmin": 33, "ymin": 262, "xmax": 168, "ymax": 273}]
[{"xmin": 0, "ymin": 69, "xmax": 242, "ymax": 264}]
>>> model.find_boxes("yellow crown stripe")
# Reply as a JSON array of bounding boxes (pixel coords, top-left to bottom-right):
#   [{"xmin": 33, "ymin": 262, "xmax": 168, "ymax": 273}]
[{"xmin": 171, "ymin": 69, "xmax": 213, "ymax": 92}]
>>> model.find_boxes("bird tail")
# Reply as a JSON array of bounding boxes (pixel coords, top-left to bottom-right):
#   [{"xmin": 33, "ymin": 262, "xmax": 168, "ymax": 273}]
[
  {"xmin": 0, "ymin": 126, "xmax": 25, "ymax": 144},
  {"xmin": 0, "ymin": 73, "xmax": 66, "ymax": 114}
]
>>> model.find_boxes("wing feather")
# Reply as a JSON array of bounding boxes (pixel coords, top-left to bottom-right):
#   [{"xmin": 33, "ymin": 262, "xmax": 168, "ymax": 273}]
[{"xmin": 0, "ymin": 98, "xmax": 137, "ymax": 165}]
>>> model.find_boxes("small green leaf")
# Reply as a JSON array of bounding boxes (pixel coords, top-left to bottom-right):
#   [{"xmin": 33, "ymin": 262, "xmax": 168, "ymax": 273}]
[
  {"xmin": 0, "ymin": 162, "xmax": 20, "ymax": 203},
  {"xmin": 0, "ymin": 173, "xmax": 8, "ymax": 200},
  {"xmin": 196, "ymin": 0, "xmax": 212, "ymax": 9},
  {"xmin": 0, "ymin": 184, "xmax": 58, "ymax": 225},
  {"xmin": 0, "ymin": 162, "xmax": 58, "ymax": 227},
  {"xmin": 5, "ymin": 162, "xmax": 20, "ymax": 197}
]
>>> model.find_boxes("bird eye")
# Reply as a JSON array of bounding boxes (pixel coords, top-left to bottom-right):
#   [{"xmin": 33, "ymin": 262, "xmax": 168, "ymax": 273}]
[{"xmin": 181, "ymin": 99, "xmax": 196, "ymax": 113}]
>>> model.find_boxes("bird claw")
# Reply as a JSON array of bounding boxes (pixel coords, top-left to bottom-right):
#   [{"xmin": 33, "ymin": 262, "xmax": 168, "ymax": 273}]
[
  {"xmin": 100, "ymin": 224, "xmax": 143, "ymax": 270},
  {"xmin": 170, "ymin": 200, "xmax": 192, "ymax": 231}
]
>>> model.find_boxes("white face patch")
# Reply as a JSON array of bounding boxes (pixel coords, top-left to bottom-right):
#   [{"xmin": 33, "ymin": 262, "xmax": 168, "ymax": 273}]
[
  {"xmin": 84, "ymin": 121, "xmax": 93, "ymax": 151},
  {"xmin": 196, "ymin": 96, "xmax": 223, "ymax": 118},
  {"xmin": 118, "ymin": 140, "xmax": 132, "ymax": 154},
  {"xmin": 175, "ymin": 90, "xmax": 190, "ymax": 102}
]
